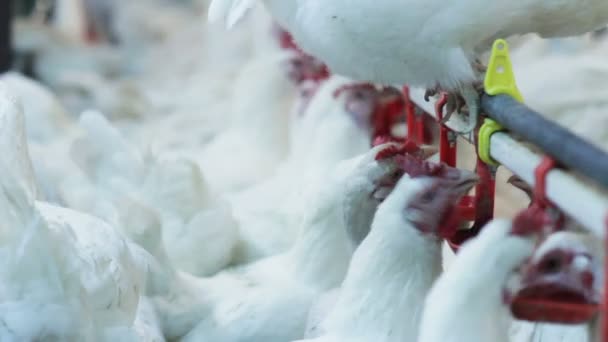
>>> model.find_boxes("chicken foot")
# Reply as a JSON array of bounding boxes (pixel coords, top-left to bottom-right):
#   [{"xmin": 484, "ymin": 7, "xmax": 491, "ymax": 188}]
[
  {"xmin": 424, "ymin": 82, "xmax": 483, "ymax": 135},
  {"xmin": 422, "ymin": 58, "xmax": 485, "ymax": 134}
]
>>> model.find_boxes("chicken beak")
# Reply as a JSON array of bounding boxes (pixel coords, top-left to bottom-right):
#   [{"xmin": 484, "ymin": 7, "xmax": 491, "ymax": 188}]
[
  {"xmin": 442, "ymin": 168, "xmax": 479, "ymax": 195},
  {"xmin": 436, "ymin": 170, "xmax": 479, "ymax": 239},
  {"xmin": 510, "ymin": 248, "xmax": 600, "ymax": 324}
]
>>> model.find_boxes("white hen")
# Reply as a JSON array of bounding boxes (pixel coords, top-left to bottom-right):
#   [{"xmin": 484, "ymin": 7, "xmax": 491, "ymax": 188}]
[
  {"xmin": 0, "ymin": 72, "xmax": 72, "ymax": 142},
  {"xmin": 227, "ymin": 75, "xmax": 382, "ymax": 263},
  {"xmin": 0, "ymin": 81, "xmax": 151, "ymax": 341},
  {"xmin": 68, "ymin": 111, "xmax": 238, "ymax": 277},
  {"xmin": 510, "ymin": 230, "xmax": 603, "ymax": 342},
  {"xmin": 152, "ymin": 143, "xmax": 407, "ymax": 341},
  {"xmin": 195, "ymin": 50, "xmax": 296, "ymax": 193},
  {"xmin": 209, "ymin": 0, "xmax": 608, "ymax": 132},
  {"xmin": 419, "ymin": 217, "xmax": 541, "ymax": 342},
  {"xmin": 297, "ymin": 155, "xmax": 478, "ymax": 342}
]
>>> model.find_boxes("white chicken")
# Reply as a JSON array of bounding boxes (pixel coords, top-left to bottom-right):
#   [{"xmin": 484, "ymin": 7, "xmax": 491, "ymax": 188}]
[
  {"xmin": 419, "ymin": 215, "xmax": 603, "ymax": 342},
  {"xmin": 209, "ymin": 0, "xmax": 608, "ymax": 132},
  {"xmin": 228, "ymin": 76, "xmax": 389, "ymax": 263},
  {"xmin": 296, "ymin": 154, "xmax": 478, "ymax": 342},
  {"xmin": 139, "ymin": 158, "xmax": 239, "ymax": 277},
  {"xmin": 67, "ymin": 111, "xmax": 239, "ymax": 277},
  {"xmin": 131, "ymin": 6, "xmax": 292, "ymax": 158},
  {"xmin": 0, "ymin": 73, "xmax": 81, "ymax": 204},
  {"xmin": 0, "ymin": 72, "xmax": 72, "ymax": 143},
  {"xmin": 194, "ymin": 50, "xmax": 296, "ymax": 193},
  {"xmin": 510, "ymin": 230, "xmax": 603, "ymax": 342},
  {"xmin": 0, "ymin": 82, "xmax": 153, "ymax": 341},
  {"xmin": 150, "ymin": 143, "xmax": 410, "ymax": 341},
  {"xmin": 419, "ymin": 216, "xmax": 539, "ymax": 342}
]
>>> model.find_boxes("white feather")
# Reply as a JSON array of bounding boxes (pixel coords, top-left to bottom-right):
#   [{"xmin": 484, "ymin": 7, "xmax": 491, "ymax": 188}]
[
  {"xmin": 227, "ymin": 0, "xmax": 258, "ymax": 29},
  {"xmin": 208, "ymin": 0, "xmax": 257, "ymax": 29},
  {"xmin": 255, "ymin": 0, "xmax": 608, "ymax": 89}
]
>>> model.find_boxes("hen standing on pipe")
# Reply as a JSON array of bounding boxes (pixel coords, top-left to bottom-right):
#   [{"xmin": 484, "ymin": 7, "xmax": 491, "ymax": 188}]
[{"xmin": 208, "ymin": 0, "xmax": 608, "ymax": 133}]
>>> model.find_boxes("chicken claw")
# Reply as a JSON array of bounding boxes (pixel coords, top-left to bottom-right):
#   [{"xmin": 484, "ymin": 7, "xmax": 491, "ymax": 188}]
[
  {"xmin": 424, "ymin": 87, "xmax": 439, "ymax": 102},
  {"xmin": 438, "ymin": 92, "xmax": 465, "ymax": 125}
]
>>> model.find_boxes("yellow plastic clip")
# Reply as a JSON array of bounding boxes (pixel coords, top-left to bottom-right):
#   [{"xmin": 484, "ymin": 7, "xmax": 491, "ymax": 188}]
[
  {"xmin": 478, "ymin": 39, "xmax": 523, "ymax": 166},
  {"xmin": 478, "ymin": 118, "xmax": 503, "ymax": 166},
  {"xmin": 483, "ymin": 39, "xmax": 524, "ymax": 102}
]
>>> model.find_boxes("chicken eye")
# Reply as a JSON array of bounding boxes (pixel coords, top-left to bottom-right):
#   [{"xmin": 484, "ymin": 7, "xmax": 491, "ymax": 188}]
[
  {"xmin": 540, "ymin": 257, "xmax": 561, "ymax": 274},
  {"xmin": 353, "ymin": 90, "xmax": 366, "ymax": 100},
  {"xmin": 421, "ymin": 190, "xmax": 436, "ymax": 203}
]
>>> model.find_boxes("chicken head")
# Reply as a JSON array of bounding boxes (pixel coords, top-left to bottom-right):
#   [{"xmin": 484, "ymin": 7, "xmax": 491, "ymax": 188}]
[
  {"xmin": 338, "ymin": 143, "xmax": 409, "ymax": 246},
  {"xmin": 399, "ymin": 154, "xmax": 479, "ymax": 239},
  {"xmin": 511, "ymin": 230, "xmax": 603, "ymax": 324},
  {"xmin": 338, "ymin": 142, "xmax": 443, "ymax": 246}
]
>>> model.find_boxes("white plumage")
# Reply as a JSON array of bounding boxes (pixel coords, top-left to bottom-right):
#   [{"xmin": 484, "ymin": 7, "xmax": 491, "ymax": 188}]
[
  {"xmin": 227, "ymin": 75, "xmax": 378, "ymax": 263},
  {"xmin": 4, "ymin": 2, "xmax": 608, "ymax": 341},
  {"xmin": 297, "ymin": 160, "xmax": 478, "ymax": 342},
  {"xmin": 0, "ymin": 84, "xmax": 151, "ymax": 341},
  {"xmin": 150, "ymin": 144, "xmax": 408, "ymax": 340},
  {"xmin": 419, "ymin": 219, "xmax": 536, "ymax": 342},
  {"xmin": 68, "ymin": 111, "xmax": 240, "ymax": 277},
  {"xmin": 210, "ymin": 0, "xmax": 608, "ymax": 90}
]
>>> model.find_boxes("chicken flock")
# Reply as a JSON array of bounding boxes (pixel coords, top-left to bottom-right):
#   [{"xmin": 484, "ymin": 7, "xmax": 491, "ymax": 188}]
[{"xmin": 1, "ymin": 0, "xmax": 608, "ymax": 341}]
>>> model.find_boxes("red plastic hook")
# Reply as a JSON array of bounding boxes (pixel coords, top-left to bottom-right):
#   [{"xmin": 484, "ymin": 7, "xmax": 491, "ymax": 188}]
[
  {"xmin": 533, "ymin": 157, "xmax": 556, "ymax": 209},
  {"xmin": 432, "ymin": 94, "xmax": 496, "ymax": 251},
  {"xmin": 528, "ymin": 157, "xmax": 566, "ymax": 230},
  {"xmin": 446, "ymin": 128, "xmax": 496, "ymax": 251}
]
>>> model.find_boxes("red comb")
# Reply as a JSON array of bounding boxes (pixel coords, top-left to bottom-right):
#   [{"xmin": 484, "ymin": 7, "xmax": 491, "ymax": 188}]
[
  {"xmin": 374, "ymin": 140, "xmax": 422, "ymax": 161},
  {"xmin": 396, "ymin": 153, "xmax": 445, "ymax": 178},
  {"xmin": 375, "ymin": 140, "xmax": 447, "ymax": 180}
]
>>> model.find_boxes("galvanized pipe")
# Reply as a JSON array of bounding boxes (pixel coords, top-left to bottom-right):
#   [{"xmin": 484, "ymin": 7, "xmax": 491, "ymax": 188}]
[
  {"xmin": 408, "ymin": 87, "xmax": 608, "ymax": 236},
  {"xmin": 481, "ymin": 94, "xmax": 608, "ymax": 189}
]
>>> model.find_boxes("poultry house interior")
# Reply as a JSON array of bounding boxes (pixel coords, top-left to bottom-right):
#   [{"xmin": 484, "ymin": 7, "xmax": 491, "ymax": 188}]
[{"xmin": 0, "ymin": 0, "xmax": 608, "ymax": 341}]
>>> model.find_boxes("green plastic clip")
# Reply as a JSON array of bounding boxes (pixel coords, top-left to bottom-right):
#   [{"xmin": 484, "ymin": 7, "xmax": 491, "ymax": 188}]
[{"xmin": 478, "ymin": 39, "xmax": 524, "ymax": 166}]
